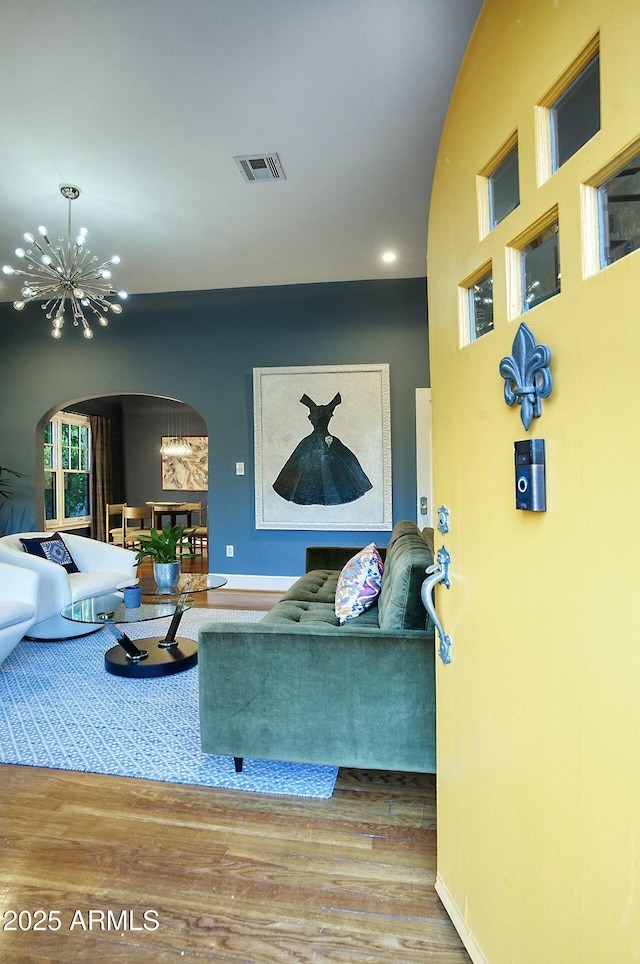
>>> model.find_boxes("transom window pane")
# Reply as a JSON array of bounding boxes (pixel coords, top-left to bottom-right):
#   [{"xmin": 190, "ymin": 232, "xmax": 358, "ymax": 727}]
[
  {"xmin": 598, "ymin": 153, "xmax": 640, "ymax": 266},
  {"xmin": 522, "ymin": 221, "xmax": 560, "ymax": 311},
  {"xmin": 469, "ymin": 272, "xmax": 494, "ymax": 340},
  {"xmin": 552, "ymin": 54, "xmax": 600, "ymax": 170},
  {"xmin": 489, "ymin": 146, "xmax": 520, "ymax": 227}
]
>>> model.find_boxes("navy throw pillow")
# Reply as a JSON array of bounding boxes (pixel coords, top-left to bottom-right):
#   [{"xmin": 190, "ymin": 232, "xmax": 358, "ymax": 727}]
[{"xmin": 20, "ymin": 533, "xmax": 80, "ymax": 573}]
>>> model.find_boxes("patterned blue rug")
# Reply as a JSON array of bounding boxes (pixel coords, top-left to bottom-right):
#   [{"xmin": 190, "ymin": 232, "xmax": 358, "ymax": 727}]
[{"xmin": 0, "ymin": 608, "xmax": 338, "ymax": 799}]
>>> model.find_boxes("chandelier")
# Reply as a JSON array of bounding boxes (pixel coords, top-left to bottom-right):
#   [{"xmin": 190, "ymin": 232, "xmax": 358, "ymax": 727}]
[
  {"xmin": 160, "ymin": 437, "xmax": 193, "ymax": 457},
  {"xmin": 2, "ymin": 184, "xmax": 127, "ymax": 340},
  {"xmin": 160, "ymin": 399, "xmax": 192, "ymax": 457}
]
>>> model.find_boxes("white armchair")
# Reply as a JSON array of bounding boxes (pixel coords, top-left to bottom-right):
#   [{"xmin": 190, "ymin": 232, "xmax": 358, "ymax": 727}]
[
  {"xmin": 0, "ymin": 532, "xmax": 138, "ymax": 641},
  {"xmin": 0, "ymin": 562, "xmax": 40, "ymax": 664}
]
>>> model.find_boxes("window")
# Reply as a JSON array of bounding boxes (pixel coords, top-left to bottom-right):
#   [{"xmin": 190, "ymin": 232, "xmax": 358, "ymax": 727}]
[
  {"xmin": 598, "ymin": 152, "xmax": 640, "ymax": 266},
  {"xmin": 477, "ymin": 132, "xmax": 520, "ymax": 238},
  {"xmin": 521, "ymin": 220, "xmax": 561, "ymax": 311},
  {"xmin": 469, "ymin": 271, "xmax": 494, "ymax": 340},
  {"xmin": 489, "ymin": 146, "xmax": 520, "ymax": 228},
  {"xmin": 551, "ymin": 53, "xmax": 600, "ymax": 170},
  {"xmin": 45, "ymin": 413, "xmax": 91, "ymax": 529}
]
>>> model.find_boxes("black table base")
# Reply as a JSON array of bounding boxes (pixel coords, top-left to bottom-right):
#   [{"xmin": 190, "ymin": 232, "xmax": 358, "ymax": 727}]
[{"xmin": 104, "ymin": 635, "xmax": 198, "ymax": 678}]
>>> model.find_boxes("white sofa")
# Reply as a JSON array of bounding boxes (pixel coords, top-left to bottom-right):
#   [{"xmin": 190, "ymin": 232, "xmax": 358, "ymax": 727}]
[
  {"xmin": 0, "ymin": 562, "xmax": 40, "ymax": 664},
  {"xmin": 0, "ymin": 532, "xmax": 137, "ymax": 641}
]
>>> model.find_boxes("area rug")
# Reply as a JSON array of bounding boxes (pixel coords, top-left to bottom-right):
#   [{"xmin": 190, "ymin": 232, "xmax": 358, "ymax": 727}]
[{"xmin": 0, "ymin": 608, "xmax": 338, "ymax": 799}]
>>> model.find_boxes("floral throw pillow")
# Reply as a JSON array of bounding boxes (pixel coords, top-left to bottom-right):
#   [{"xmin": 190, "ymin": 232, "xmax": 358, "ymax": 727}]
[{"xmin": 334, "ymin": 543, "xmax": 384, "ymax": 625}]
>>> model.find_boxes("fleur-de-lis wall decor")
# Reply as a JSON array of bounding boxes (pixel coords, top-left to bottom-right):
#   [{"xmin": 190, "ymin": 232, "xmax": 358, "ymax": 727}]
[{"xmin": 499, "ymin": 322, "xmax": 552, "ymax": 430}]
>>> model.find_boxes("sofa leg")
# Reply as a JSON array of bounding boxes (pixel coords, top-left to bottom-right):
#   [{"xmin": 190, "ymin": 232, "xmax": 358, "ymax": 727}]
[{"xmin": 233, "ymin": 757, "xmax": 243, "ymax": 773}]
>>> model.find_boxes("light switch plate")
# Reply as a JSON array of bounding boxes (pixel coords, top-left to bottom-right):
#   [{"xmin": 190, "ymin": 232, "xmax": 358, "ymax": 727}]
[{"xmin": 235, "ymin": 462, "xmax": 245, "ymax": 475}]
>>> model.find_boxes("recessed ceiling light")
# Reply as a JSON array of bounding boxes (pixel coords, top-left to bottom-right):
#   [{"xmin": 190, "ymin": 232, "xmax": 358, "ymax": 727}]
[{"xmin": 382, "ymin": 251, "xmax": 397, "ymax": 263}]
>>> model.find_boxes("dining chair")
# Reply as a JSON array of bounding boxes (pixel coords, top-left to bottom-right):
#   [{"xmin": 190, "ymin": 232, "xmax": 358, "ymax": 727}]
[
  {"xmin": 105, "ymin": 503, "xmax": 126, "ymax": 545},
  {"xmin": 177, "ymin": 502, "xmax": 208, "ymax": 556},
  {"xmin": 123, "ymin": 506, "xmax": 154, "ymax": 549}
]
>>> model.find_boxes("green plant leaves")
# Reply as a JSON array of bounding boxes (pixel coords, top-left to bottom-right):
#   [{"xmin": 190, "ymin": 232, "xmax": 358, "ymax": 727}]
[
  {"xmin": 134, "ymin": 522, "xmax": 196, "ymax": 564},
  {"xmin": 0, "ymin": 465, "xmax": 27, "ymax": 501}
]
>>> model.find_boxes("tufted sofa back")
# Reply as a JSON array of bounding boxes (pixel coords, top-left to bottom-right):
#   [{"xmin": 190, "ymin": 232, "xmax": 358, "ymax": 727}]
[{"xmin": 377, "ymin": 521, "xmax": 434, "ymax": 631}]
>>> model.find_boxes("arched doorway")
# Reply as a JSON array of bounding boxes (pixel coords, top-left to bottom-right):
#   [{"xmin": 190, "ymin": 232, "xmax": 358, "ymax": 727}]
[{"xmin": 36, "ymin": 394, "xmax": 208, "ymax": 538}]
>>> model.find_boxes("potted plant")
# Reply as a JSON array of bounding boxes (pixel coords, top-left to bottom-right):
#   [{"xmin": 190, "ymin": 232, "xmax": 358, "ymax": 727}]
[
  {"xmin": 134, "ymin": 522, "xmax": 193, "ymax": 591},
  {"xmin": 0, "ymin": 465, "xmax": 27, "ymax": 536},
  {"xmin": 0, "ymin": 465, "xmax": 27, "ymax": 502}
]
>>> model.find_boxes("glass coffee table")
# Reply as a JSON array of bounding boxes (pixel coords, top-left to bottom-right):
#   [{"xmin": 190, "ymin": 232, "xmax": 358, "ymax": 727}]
[{"xmin": 61, "ymin": 574, "xmax": 227, "ymax": 679}]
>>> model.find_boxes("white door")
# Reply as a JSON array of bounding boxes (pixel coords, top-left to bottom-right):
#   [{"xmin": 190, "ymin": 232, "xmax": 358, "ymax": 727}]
[{"xmin": 415, "ymin": 388, "xmax": 433, "ymax": 528}]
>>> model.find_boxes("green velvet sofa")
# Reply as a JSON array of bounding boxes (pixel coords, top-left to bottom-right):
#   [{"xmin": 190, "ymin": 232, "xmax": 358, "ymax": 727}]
[{"xmin": 198, "ymin": 520, "xmax": 436, "ymax": 774}]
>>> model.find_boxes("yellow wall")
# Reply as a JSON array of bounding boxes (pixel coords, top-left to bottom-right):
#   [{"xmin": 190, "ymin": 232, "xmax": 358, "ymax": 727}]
[{"xmin": 427, "ymin": 2, "xmax": 640, "ymax": 960}]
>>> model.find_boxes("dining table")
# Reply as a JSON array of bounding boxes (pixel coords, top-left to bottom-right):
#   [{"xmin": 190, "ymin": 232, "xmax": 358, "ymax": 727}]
[{"xmin": 146, "ymin": 501, "xmax": 195, "ymax": 529}]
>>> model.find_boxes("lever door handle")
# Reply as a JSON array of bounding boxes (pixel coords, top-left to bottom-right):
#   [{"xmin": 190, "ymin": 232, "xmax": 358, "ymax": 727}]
[{"xmin": 421, "ymin": 545, "xmax": 452, "ymax": 664}]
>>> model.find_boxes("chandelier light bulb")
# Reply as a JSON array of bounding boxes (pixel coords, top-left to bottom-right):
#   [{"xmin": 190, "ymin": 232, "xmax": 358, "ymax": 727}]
[{"xmin": 3, "ymin": 185, "xmax": 126, "ymax": 340}]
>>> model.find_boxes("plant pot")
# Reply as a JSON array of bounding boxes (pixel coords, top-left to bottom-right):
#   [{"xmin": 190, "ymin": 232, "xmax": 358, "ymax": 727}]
[{"xmin": 153, "ymin": 560, "xmax": 181, "ymax": 593}]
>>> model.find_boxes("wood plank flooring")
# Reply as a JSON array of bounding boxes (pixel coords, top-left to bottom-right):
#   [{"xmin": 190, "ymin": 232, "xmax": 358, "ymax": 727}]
[{"xmin": 0, "ymin": 557, "xmax": 469, "ymax": 963}]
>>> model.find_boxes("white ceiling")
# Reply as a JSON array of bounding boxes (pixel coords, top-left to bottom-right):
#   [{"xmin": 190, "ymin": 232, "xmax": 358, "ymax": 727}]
[{"xmin": 0, "ymin": 0, "xmax": 481, "ymax": 305}]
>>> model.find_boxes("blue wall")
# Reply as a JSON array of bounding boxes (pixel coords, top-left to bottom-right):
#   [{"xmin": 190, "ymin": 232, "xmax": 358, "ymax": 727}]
[{"xmin": 0, "ymin": 278, "xmax": 429, "ymax": 575}]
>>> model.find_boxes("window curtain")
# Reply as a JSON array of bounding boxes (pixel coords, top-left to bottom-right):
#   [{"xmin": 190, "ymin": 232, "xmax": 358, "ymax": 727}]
[{"xmin": 90, "ymin": 415, "xmax": 112, "ymax": 541}]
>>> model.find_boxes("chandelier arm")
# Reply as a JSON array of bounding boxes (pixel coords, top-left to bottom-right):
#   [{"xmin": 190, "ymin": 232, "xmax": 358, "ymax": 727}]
[
  {"xmin": 41, "ymin": 296, "xmax": 59, "ymax": 313},
  {"xmin": 31, "ymin": 283, "xmax": 67, "ymax": 299},
  {"xmin": 21, "ymin": 252, "xmax": 53, "ymax": 274},
  {"xmin": 20, "ymin": 255, "xmax": 65, "ymax": 284},
  {"xmin": 73, "ymin": 245, "xmax": 94, "ymax": 274},
  {"xmin": 70, "ymin": 297, "xmax": 85, "ymax": 322},
  {"xmin": 95, "ymin": 258, "xmax": 116, "ymax": 271},
  {"xmin": 45, "ymin": 241, "xmax": 70, "ymax": 277},
  {"xmin": 87, "ymin": 302, "xmax": 107, "ymax": 322}
]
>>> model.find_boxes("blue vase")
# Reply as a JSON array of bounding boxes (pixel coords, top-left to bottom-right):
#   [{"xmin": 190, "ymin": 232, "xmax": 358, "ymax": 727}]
[{"xmin": 153, "ymin": 561, "xmax": 180, "ymax": 593}]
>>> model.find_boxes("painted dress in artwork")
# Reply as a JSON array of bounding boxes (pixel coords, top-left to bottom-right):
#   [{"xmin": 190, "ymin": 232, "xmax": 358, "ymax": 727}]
[{"xmin": 273, "ymin": 392, "xmax": 373, "ymax": 505}]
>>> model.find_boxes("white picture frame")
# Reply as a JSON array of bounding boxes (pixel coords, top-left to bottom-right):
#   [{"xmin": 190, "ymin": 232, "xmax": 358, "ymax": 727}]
[{"xmin": 254, "ymin": 363, "xmax": 392, "ymax": 530}]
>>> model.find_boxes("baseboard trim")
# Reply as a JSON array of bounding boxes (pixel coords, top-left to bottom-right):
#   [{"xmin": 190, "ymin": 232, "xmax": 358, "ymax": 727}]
[
  {"xmin": 435, "ymin": 875, "xmax": 488, "ymax": 964},
  {"xmin": 217, "ymin": 573, "xmax": 297, "ymax": 592}
]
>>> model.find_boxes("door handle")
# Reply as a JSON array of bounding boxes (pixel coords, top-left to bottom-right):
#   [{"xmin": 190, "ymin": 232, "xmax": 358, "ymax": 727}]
[{"xmin": 421, "ymin": 545, "xmax": 452, "ymax": 665}]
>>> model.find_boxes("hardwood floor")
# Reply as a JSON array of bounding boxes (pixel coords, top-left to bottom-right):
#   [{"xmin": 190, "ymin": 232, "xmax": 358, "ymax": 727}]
[{"xmin": 0, "ymin": 556, "xmax": 469, "ymax": 962}]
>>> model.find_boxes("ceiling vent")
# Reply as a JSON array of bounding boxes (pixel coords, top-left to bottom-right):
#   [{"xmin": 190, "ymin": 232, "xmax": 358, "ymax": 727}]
[{"xmin": 234, "ymin": 153, "xmax": 286, "ymax": 183}]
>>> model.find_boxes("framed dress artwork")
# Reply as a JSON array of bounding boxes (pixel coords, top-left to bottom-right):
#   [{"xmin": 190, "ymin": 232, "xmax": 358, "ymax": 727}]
[{"xmin": 254, "ymin": 364, "xmax": 392, "ymax": 530}]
